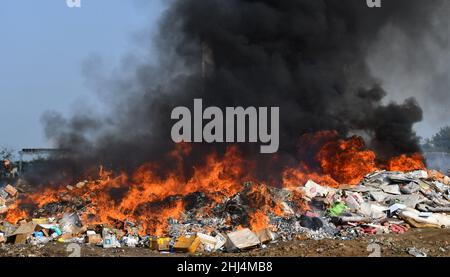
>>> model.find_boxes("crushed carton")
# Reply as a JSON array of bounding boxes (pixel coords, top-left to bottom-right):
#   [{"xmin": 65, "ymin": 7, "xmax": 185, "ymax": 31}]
[
  {"xmin": 174, "ymin": 235, "xmax": 201, "ymax": 253},
  {"xmin": 75, "ymin": 181, "xmax": 87, "ymax": 189},
  {"xmin": 0, "ymin": 190, "xmax": 8, "ymax": 199},
  {"xmin": 156, "ymin": 237, "xmax": 171, "ymax": 251},
  {"xmin": 381, "ymin": 184, "xmax": 401, "ymax": 195},
  {"xmin": 32, "ymin": 218, "xmax": 49, "ymax": 225},
  {"xmin": 406, "ymin": 170, "xmax": 428, "ymax": 180},
  {"xmin": 389, "ymin": 203, "xmax": 407, "ymax": 214},
  {"xmin": 10, "ymin": 221, "xmax": 37, "ymax": 244},
  {"xmin": 0, "ymin": 205, "xmax": 7, "ymax": 214},
  {"xmin": 360, "ymin": 203, "xmax": 387, "ymax": 219},
  {"xmin": 196, "ymin": 233, "xmax": 217, "ymax": 251},
  {"xmin": 344, "ymin": 192, "xmax": 364, "ymax": 212},
  {"xmin": 303, "ymin": 180, "xmax": 334, "ymax": 199},
  {"xmin": 214, "ymin": 233, "xmax": 227, "ymax": 251},
  {"xmin": 256, "ymin": 228, "xmax": 276, "ymax": 244},
  {"xmin": 4, "ymin": 185, "xmax": 17, "ymax": 197},
  {"xmin": 102, "ymin": 234, "xmax": 121, "ymax": 249},
  {"xmin": 399, "ymin": 208, "xmax": 450, "ymax": 228},
  {"xmin": 225, "ymin": 228, "xmax": 260, "ymax": 251}
]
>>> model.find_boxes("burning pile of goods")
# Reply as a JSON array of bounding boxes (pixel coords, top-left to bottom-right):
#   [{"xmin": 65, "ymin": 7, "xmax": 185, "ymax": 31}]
[{"xmin": 1, "ymin": 134, "xmax": 450, "ymax": 254}]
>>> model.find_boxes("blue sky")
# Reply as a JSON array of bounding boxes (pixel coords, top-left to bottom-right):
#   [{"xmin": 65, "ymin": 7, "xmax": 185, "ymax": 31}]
[{"xmin": 0, "ymin": 0, "xmax": 166, "ymax": 150}]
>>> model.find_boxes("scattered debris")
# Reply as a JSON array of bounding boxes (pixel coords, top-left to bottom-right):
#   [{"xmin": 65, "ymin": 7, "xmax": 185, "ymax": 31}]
[
  {"xmin": 0, "ymin": 169, "xmax": 449, "ymax": 254},
  {"xmin": 407, "ymin": 247, "xmax": 427, "ymax": 257}
]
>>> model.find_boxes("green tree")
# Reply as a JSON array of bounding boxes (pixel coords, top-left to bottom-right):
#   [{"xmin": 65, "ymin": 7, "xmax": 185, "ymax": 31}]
[
  {"xmin": 423, "ymin": 126, "xmax": 450, "ymax": 152},
  {"xmin": 0, "ymin": 147, "xmax": 13, "ymax": 160}
]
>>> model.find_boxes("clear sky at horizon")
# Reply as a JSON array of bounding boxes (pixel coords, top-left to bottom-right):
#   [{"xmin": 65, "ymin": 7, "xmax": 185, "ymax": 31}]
[{"xmin": 0, "ymin": 0, "xmax": 166, "ymax": 151}]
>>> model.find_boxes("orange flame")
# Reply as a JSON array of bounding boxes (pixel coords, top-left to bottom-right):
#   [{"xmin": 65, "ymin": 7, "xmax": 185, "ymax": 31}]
[
  {"xmin": 387, "ymin": 153, "xmax": 426, "ymax": 171},
  {"xmin": 4, "ymin": 132, "xmax": 427, "ymax": 235}
]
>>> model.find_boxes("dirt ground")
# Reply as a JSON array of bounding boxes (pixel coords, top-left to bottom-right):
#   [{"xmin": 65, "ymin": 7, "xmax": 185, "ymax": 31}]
[{"xmin": 1, "ymin": 228, "xmax": 449, "ymax": 257}]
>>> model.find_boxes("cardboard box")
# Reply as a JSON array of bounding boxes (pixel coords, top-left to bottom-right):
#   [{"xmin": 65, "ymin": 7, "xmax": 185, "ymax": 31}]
[
  {"xmin": 148, "ymin": 237, "xmax": 159, "ymax": 250},
  {"xmin": 197, "ymin": 233, "xmax": 217, "ymax": 249},
  {"xmin": 157, "ymin": 237, "xmax": 171, "ymax": 251},
  {"xmin": 4, "ymin": 185, "xmax": 17, "ymax": 197},
  {"xmin": 13, "ymin": 221, "xmax": 37, "ymax": 235},
  {"xmin": 75, "ymin": 181, "xmax": 87, "ymax": 189},
  {"xmin": 0, "ymin": 190, "xmax": 8, "ymax": 199},
  {"xmin": 214, "ymin": 233, "xmax": 227, "ymax": 251},
  {"xmin": 256, "ymin": 228, "xmax": 275, "ymax": 244},
  {"xmin": 87, "ymin": 234, "xmax": 102, "ymax": 244},
  {"xmin": 174, "ymin": 235, "xmax": 201, "ymax": 253},
  {"xmin": 226, "ymin": 228, "xmax": 260, "ymax": 251},
  {"xmin": 14, "ymin": 234, "xmax": 28, "ymax": 244},
  {"xmin": 32, "ymin": 218, "xmax": 49, "ymax": 225},
  {"xmin": 12, "ymin": 221, "xmax": 38, "ymax": 244},
  {"xmin": 60, "ymin": 233, "xmax": 77, "ymax": 240}
]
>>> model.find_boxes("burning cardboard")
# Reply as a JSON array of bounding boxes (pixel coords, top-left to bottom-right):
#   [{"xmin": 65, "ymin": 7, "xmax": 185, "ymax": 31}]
[
  {"xmin": 75, "ymin": 181, "xmax": 87, "ymax": 189},
  {"xmin": 0, "ymin": 165, "xmax": 449, "ymax": 254}
]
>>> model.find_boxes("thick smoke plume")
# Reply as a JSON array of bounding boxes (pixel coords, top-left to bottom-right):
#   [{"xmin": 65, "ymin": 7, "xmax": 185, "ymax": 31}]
[
  {"xmin": 367, "ymin": 1, "xmax": 450, "ymax": 138},
  {"xmin": 40, "ymin": 0, "xmax": 442, "ymax": 184}
]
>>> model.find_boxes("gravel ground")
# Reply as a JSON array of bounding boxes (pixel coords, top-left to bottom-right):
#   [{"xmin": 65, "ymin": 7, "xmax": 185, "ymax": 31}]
[{"xmin": 1, "ymin": 228, "xmax": 449, "ymax": 257}]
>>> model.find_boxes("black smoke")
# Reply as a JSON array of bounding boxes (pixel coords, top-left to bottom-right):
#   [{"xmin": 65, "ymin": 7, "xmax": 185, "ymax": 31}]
[{"xmin": 40, "ymin": 0, "xmax": 441, "ymax": 184}]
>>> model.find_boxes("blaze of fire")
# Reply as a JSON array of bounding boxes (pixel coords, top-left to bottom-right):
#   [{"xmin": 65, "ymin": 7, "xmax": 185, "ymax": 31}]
[
  {"xmin": 317, "ymin": 136, "xmax": 377, "ymax": 185},
  {"xmin": 4, "ymin": 132, "xmax": 426, "ymax": 235},
  {"xmin": 387, "ymin": 153, "xmax": 426, "ymax": 171},
  {"xmin": 249, "ymin": 210, "xmax": 270, "ymax": 232}
]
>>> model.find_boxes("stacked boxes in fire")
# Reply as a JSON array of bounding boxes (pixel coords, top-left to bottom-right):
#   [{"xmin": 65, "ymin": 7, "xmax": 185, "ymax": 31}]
[
  {"xmin": 1, "ymin": 169, "xmax": 450, "ymax": 254},
  {"xmin": 0, "ymin": 184, "xmax": 18, "ymax": 215}
]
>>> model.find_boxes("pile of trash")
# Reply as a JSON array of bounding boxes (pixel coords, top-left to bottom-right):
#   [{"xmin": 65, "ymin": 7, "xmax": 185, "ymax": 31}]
[{"xmin": 1, "ymin": 169, "xmax": 450, "ymax": 254}]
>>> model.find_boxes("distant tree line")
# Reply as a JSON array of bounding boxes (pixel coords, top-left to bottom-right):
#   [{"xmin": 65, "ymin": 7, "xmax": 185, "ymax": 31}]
[{"xmin": 422, "ymin": 126, "xmax": 450, "ymax": 153}]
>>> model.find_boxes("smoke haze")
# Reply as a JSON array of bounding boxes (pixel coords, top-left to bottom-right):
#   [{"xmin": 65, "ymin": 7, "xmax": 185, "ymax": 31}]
[{"xmin": 40, "ymin": 0, "xmax": 449, "ymax": 182}]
